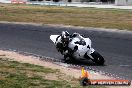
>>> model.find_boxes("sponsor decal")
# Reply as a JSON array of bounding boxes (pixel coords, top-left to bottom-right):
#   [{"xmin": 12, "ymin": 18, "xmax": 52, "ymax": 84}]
[{"xmin": 79, "ymin": 67, "xmax": 131, "ymax": 86}]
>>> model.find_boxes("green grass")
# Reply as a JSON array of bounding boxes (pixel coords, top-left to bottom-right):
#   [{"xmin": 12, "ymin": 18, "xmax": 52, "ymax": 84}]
[
  {"xmin": 0, "ymin": 57, "xmax": 105, "ymax": 88},
  {"xmin": 0, "ymin": 4, "xmax": 132, "ymax": 30}
]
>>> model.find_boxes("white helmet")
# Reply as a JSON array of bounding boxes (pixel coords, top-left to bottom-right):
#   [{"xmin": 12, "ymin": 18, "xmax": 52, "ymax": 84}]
[
  {"xmin": 61, "ymin": 31, "xmax": 70, "ymax": 39},
  {"xmin": 61, "ymin": 31, "xmax": 70, "ymax": 44}
]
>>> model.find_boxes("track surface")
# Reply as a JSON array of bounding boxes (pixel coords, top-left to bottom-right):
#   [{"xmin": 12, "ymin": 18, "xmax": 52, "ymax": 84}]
[{"xmin": 0, "ymin": 23, "xmax": 132, "ymax": 80}]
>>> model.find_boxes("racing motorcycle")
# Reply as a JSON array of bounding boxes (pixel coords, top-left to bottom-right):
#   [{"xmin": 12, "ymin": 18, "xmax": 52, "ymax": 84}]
[{"xmin": 50, "ymin": 32, "xmax": 105, "ymax": 65}]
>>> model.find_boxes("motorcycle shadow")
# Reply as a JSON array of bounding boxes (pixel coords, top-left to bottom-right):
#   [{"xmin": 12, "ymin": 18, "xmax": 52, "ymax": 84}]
[{"xmin": 61, "ymin": 58, "xmax": 106, "ymax": 66}]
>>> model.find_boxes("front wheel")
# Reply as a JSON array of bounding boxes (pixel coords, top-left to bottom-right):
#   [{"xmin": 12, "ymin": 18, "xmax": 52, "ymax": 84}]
[{"xmin": 90, "ymin": 51, "xmax": 105, "ymax": 65}]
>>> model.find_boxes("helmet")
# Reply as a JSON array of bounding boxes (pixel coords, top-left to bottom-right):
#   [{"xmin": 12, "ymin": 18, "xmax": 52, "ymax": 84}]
[
  {"xmin": 61, "ymin": 31, "xmax": 70, "ymax": 44},
  {"xmin": 61, "ymin": 31, "xmax": 70, "ymax": 39}
]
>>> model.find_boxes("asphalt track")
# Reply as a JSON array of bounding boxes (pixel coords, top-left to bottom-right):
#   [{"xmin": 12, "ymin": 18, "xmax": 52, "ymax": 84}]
[{"xmin": 0, "ymin": 23, "xmax": 132, "ymax": 80}]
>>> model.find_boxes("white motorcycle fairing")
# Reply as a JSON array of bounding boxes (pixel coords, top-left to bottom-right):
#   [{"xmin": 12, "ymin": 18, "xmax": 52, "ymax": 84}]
[
  {"xmin": 50, "ymin": 35, "xmax": 95, "ymax": 59},
  {"xmin": 50, "ymin": 35, "xmax": 60, "ymax": 44},
  {"xmin": 68, "ymin": 37, "xmax": 95, "ymax": 59}
]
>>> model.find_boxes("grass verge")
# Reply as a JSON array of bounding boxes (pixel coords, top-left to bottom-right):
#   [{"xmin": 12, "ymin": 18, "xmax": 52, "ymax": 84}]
[
  {"xmin": 0, "ymin": 56, "xmax": 105, "ymax": 88},
  {"xmin": 0, "ymin": 4, "xmax": 132, "ymax": 30}
]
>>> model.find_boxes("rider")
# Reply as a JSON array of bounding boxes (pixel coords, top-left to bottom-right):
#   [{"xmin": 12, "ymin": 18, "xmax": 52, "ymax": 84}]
[
  {"xmin": 55, "ymin": 31, "xmax": 71, "ymax": 55},
  {"xmin": 55, "ymin": 31, "xmax": 84, "ymax": 60}
]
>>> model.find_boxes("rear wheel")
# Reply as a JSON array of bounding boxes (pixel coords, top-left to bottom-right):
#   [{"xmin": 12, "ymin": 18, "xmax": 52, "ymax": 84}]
[{"xmin": 90, "ymin": 51, "xmax": 105, "ymax": 65}]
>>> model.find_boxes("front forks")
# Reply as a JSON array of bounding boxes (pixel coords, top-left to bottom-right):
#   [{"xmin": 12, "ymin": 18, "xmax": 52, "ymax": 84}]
[{"xmin": 86, "ymin": 48, "xmax": 95, "ymax": 60}]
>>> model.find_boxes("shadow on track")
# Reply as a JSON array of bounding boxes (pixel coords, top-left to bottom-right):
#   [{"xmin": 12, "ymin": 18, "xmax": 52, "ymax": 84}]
[{"xmin": 61, "ymin": 58, "xmax": 106, "ymax": 66}]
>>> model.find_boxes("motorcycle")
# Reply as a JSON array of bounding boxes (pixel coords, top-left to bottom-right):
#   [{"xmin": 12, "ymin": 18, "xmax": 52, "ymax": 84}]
[{"xmin": 50, "ymin": 33, "xmax": 105, "ymax": 65}]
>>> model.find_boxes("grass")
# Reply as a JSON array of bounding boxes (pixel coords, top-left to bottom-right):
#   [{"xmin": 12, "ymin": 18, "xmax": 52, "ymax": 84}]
[
  {"xmin": 0, "ymin": 57, "xmax": 105, "ymax": 88},
  {"xmin": 0, "ymin": 4, "xmax": 132, "ymax": 30}
]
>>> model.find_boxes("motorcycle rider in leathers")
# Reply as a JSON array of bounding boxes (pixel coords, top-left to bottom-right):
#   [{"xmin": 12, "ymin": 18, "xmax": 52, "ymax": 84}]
[{"xmin": 55, "ymin": 31, "xmax": 78, "ymax": 60}]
